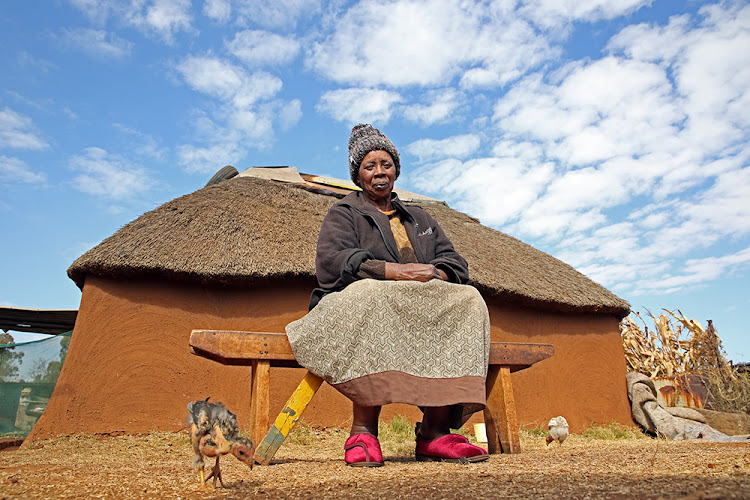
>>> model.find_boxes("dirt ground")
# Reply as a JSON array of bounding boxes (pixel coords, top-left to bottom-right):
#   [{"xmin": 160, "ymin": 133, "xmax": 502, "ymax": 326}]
[{"xmin": 1, "ymin": 427, "xmax": 749, "ymax": 499}]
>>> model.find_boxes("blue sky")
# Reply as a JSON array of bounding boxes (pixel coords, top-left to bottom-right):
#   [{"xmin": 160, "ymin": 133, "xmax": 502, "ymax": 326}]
[{"xmin": 1, "ymin": 0, "xmax": 748, "ymax": 361}]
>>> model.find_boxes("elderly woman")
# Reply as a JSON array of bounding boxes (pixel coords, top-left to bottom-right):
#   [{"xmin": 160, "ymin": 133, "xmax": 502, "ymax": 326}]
[{"xmin": 286, "ymin": 124, "xmax": 490, "ymax": 466}]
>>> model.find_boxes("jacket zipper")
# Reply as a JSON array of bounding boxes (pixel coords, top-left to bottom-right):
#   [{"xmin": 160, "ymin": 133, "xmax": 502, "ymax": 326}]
[
  {"xmin": 394, "ymin": 200, "xmax": 428, "ymax": 263},
  {"xmin": 349, "ymin": 206, "xmax": 401, "ymax": 263}
]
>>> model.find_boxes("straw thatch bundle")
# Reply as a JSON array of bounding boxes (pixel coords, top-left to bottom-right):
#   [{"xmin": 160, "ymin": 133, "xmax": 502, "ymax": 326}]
[{"xmin": 68, "ymin": 175, "xmax": 629, "ymax": 317}]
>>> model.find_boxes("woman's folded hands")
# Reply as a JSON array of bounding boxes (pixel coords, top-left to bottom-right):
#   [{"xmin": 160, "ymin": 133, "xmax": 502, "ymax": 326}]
[{"xmin": 384, "ymin": 262, "xmax": 448, "ymax": 282}]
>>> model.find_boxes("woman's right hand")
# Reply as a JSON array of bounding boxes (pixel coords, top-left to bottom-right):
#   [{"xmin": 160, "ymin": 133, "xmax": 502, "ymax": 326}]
[{"xmin": 384, "ymin": 263, "xmax": 448, "ymax": 282}]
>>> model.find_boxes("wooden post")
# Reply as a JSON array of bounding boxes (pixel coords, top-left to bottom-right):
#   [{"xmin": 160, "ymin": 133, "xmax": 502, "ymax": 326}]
[
  {"xmin": 254, "ymin": 371, "xmax": 324, "ymax": 465},
  {"xmin": 483, "ymin": 365, "xmax": 521, "ymax": 454},
  {"xmin": 250, "ymin": 359, "xmax": 270, "ymax": 449}
]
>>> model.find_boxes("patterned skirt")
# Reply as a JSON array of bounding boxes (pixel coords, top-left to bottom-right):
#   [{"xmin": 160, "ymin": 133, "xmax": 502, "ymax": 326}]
[{"xmin": 285, "ymin": 279, "xmax": 490, "ymax": 426}]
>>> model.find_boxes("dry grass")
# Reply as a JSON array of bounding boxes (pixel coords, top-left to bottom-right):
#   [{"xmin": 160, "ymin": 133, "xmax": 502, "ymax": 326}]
[
  {"xmin": 1, "ymin": 422, "xmax": 748, "ymax": 499},
  {"xmin": 580, "ymin": 421, "xmax": 649, "ymax": 441}
]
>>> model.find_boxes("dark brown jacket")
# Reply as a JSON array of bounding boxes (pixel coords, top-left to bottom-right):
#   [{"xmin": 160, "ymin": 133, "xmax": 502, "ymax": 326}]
[{"xmin": 310, "ymin": 191, "xmax": 469, "ymax": 309}]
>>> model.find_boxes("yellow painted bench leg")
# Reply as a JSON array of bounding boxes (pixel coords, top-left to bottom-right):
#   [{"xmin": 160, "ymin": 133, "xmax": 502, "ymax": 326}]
[{"xmin": 253, "ymin": 371, "xmax": 324, "ymax": 465}]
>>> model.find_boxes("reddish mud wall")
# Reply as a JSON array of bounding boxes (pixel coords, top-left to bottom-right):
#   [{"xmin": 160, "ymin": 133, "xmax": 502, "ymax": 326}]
[
  {"xmin": 480, "ymin": 303, "xmax": 632, "ymax": 432},
  {"xmin": 27, "ymin": 277, "xmax": 631, "ymax": 441}
]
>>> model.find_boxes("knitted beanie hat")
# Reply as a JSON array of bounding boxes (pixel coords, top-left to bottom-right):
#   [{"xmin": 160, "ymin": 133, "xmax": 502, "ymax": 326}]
[{"xmin": 348, "ymin": 124, "xmax": 401, "ymax": 185}]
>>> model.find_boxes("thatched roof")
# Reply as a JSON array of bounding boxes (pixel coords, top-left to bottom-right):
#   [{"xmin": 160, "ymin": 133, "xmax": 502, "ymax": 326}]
[{"xmin": 68, "ymin": 168, "xmax": 629, "ymax": 318}]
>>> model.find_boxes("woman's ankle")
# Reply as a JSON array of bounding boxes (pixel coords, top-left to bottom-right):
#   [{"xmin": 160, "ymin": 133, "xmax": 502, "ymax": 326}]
[
  {"xmin": 419, "ymin": 407, "xmax": 452, "ymax": 440},
  {"xmin": 350, "ymin": 424, "xmax": 378, "ymax": 437},
  {"xmin": 416, "ymin": 425, "xmax": 448, "ymax": 441},
  {"xmin": 351, "ymin": 404, "xmax": 381, "ymax": 437}
]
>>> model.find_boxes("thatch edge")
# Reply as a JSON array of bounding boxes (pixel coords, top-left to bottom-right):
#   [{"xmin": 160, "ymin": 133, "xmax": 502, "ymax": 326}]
[{"xmin": 67, "ymin": 176, "xmax": 630, "ymax": 319}]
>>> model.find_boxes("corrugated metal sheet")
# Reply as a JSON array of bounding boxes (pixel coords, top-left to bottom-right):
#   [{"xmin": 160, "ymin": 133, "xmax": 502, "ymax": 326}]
[
  {"xmin": 302, "ymin": 174, "xmax": 445, "ymax": 204},
  {"xmin": 231, "ymin": 166, "xmax": 445, "ymax": 204},
  {"xmin": 653, "ymin": 374, "xmax": 710, "ymax": 409}
]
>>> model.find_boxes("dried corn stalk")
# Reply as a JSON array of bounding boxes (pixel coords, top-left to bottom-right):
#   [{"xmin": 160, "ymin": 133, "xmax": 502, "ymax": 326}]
[
  {"xmin": 620, "ymin": 310, "xmax": 694, "ymax": 378},
  {"xmin": 621, "ymin": 309, "xmax": 750, "ymax": 412}
]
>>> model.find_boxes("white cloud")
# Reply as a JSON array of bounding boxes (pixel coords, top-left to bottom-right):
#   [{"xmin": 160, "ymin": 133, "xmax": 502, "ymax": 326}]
[
  {"xmin": 402, "ymin": 2, "xmax": 750, "ymax": 299},
  {"xmin": 69, "ymin": 147, "xmax": 153, "ymax": 199},
  {"xmin": 0, "ymin": 156, "xmax": 47, "ymax": 184},
  {"xmin": 232, "ymin": 73, "xmax": 284, "ymax": 109},
  {"xmin": 634, "ymin": 246, "xmax": 750, "ymax": 295},
  {"xmin": 176, "ymin": 56, "xmax": 282, "ymax": 108},
  {"xmin": 676, "ymin": 167, "xmax": 750, "ymax": 242},
  {"xmin": 402, "ymin": 89, "xmax": 463, "ymax": 127},
  {"xmin": 16, "ymin": 51, "xmax": 56, "ymax": 73},
  {"xmin": 459, "ymin": 14, "xmax": 560, "ymax": 90},
  {"xmin": 176, "ymin": 142, "xmax": 245, "ymax": 174},
  {"xmin": 174, "ymin": 55, "xmax": 299, "ymax": 173},
  {"xmin": 520, "ymin": 0, "xmax": 654, "ymax": 28},
  {"xmin": 203, "ymin": 0, "xmax": 231, "ymax": 23},
  {"xmin": 278, "ymin": 99, "xmax": 302, "ymax": 131},
  {"xmin": 411, "ymin": 156, "xmax": 556, "ymax": 227},
  {"xmin": 483, "ymin": 36, "xmax": 749, "ymax": 244},
  {"xmin": 0, "ymin": 108, "xmax": 49, "ymax": 150},
  {"xmin": 554, "ymin": 163, "xmax": 750, "ymax": 296},
  {"xmin": 490, "ymin": 140, "xmax": 545, "ymax": 164},
  {"xmin": 59, "ymin": 28, "xmax": 133, "ymax": 60},
  {"xmin": 608, "ymin": 1, "xmax": 750, "ymax": 158},
  {"xmin": 406, "ymin": 134, "xmax": 480, "ymax": 163},
  {"xmin": 176, "ymin": 56, "xmax": 245, "ymax": 100},
  {"xmin": 309, "ymin": 0, "xmax": 554, "ymax": 88},
  {"xmin": 175, "ymin": 109, "xmax": 272, "ymax": 174},
  {"xmin": 226, "ymin": 30, "xmax": 300, "ymax": 66},
  {"xmin": 605, "ymin": 14, "xmax": 691, "ymax": 64},
  {"xmin": 175, "ymin": 99, "xmax": 301, "ymax": 172},
  {"xmin": 494, "ymin": 57, "xmax": 683, "ymax": 166},
  {"xmin": 206, "ymin": 0, "xmax": 322, "ymax": 29},
  {"xmin": 113, "ymin": 124, "xmax": 168, "ymax": 161},
  {"xmin": 227, "ymin": 108, "xmax": 274, "ymax": 139},
  {"xmin": 317, "ymin": 88, "xmax": 403, "ymax": 125},
  {"xmin": 460, "ymin": 68, "xmax": 503, "ymax": 90},
  {"xmin": 68, "ymin": 0, "xmax": 113, "ymax": 24},
  {"xmin": 69, "ymin": 0, "xmax": 193, "ymax": 43},
  {"xmin": 127, "ymin": 0, "xmax": 193, "ymax": 42},
  {"xmin": 317, "ymin": 87, "xmax": 464, "ymax": 127}
]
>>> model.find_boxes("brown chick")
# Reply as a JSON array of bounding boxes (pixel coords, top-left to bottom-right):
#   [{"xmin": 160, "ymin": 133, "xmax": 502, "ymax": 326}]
[{"xmin": 188, "ymin": 398, "xmax": 254, "ymax": 489}]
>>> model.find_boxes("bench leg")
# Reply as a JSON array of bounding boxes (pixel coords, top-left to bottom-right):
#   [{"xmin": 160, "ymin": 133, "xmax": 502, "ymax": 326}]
[
  {"xmin": 483, "ymin": 365, "xmax": 521, "ymax": 454},
  {"xmin": 250, "ymin": 359, "xmax": 271, "ymax": 449},
  {"xmin": 253, "ymin": 371, "xmax": 324, "ymax": 465}
]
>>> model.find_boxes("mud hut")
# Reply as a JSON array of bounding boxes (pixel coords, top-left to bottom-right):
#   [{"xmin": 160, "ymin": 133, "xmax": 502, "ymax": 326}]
[{"xmin": 27, "ymin": 167, "xmax": 631, "ymax": 441}]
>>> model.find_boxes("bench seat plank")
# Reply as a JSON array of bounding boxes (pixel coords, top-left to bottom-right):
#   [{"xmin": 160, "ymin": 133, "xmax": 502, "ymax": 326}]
[
  {"xmin": 190, "ymin": 330, "xmax": 554, "ymax": 369},
  {"xmin": 190, "ymin": 330, "xmax": 296, "ymax": 362},
  {"xmin": 488, "ymin": 342, "xmax": 555, "ymax": 370},
  {"xmin": 188, "ymin": 329, "xmax": 554, "ymax": 463}
]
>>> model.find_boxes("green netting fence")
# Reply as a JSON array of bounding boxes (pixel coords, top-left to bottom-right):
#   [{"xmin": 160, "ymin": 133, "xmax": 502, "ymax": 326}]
[{"xmin": 0, "ymin": 331, "xmax": 71, "ymax": 437}]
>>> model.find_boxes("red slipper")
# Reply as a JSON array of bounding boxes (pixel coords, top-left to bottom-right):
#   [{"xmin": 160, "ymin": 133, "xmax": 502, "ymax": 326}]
[
  {"xmin": 415, "ymin": 433, "xmax": 489, "ymax": 463},
  {"xmin": 345, "ymin": 433, "xmax": 384, "ymax": 467}
]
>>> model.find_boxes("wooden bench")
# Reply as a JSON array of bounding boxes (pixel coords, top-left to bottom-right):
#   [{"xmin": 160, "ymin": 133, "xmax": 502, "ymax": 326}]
[{"xmin": 189, "ymin": 330, "xmax": 554, "ymax": 465}]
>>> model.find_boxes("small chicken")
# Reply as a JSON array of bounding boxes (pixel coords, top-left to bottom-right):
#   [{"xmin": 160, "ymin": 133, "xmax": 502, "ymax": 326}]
[
  {"xmin": 187, "ymin": 398, "xmax": 254, "ymax": 488},
  {"xmin": 546, "ymin": 416, "xmax": 569, "ymax": 447}
]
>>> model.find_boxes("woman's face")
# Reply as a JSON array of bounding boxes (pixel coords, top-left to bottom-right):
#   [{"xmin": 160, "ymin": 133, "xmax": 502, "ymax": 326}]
[{"xmin": 357, "ymin": 150, "xmax": 396, "ymax": 203}]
